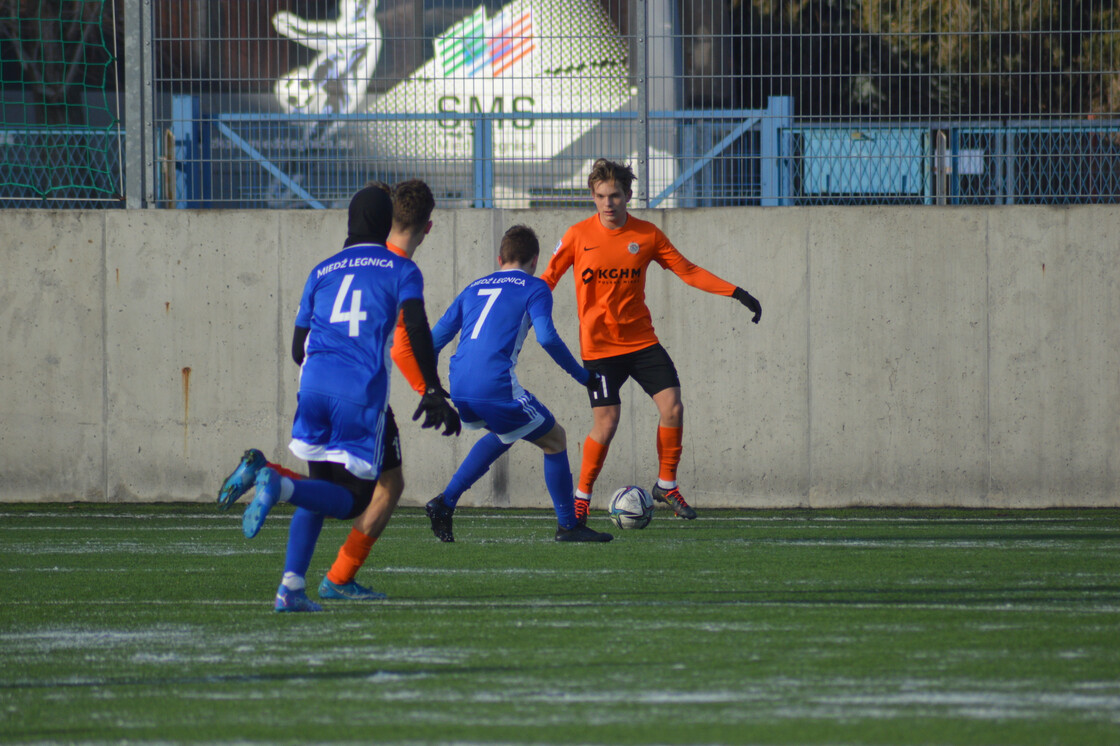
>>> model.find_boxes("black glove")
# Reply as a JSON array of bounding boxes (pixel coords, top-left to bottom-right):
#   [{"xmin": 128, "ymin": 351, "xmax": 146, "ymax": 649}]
[
  {"xmin": 584, "ymin": 371, "xmax": 607, "ymax": 402},
  {"xmin": 412, "ymin": 388, "xmax": 461, "ymax": 436},
  {"xmin": 733, "ymin": 287, "xmax": 761, "ymax": 324}
]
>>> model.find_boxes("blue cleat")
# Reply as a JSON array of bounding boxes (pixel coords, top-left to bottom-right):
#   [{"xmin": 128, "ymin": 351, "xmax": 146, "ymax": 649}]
[
  {"xmin": 274, "ymin": 584, "xmax": 322, "ymax": 612},
  {"xmin": 217, "ymin": 448, "xmax": 267, "ymax": 511},
  {"xmin": 318, "ymin": 577, "xmax": 387, "ymax": 601},
  {"xmin": 242, "ymin": 467, "xmax": 281, "ymax": 539}
]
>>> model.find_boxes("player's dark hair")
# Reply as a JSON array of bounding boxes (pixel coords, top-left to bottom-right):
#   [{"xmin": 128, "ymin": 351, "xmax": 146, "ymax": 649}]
[
  {"xmin": 499, "ymin": 224, "xmax": 540, "ymax": 265},
  {"xmin": 391, "ymin": 179, "xmax": 435, "ymax": 232},
  {"xmin": 364, "ymin": 179, "xmax": 391, "ymax": 195},
  {"xmin": 587, "ymin": 158, "xmax": 635, "ymax": 195}
]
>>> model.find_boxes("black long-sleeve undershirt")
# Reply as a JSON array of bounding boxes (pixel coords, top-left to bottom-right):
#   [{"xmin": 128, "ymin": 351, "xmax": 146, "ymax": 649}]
[{"xmin": 399, "ymin": 298, "xmax": 443, "ymax": 393}]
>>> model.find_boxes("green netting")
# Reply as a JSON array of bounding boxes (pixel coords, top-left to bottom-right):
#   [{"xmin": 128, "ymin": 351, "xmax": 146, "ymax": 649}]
[{"xmin": 0, "ymin": 0, "xmax": 122, "ymax": 206}]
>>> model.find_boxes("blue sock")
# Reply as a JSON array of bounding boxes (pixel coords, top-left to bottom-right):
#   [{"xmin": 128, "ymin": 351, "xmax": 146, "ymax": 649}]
[
  {"xmin": 288, "ymin": 478, "xmax": 354, "ymax": 519},
  {"xmin": 544, "ymin": 451, "xmax": 577, "ymax": 529},
  {"xmin": 443, "ymin": 433, "xmax": 511, "ymax": 508},
  {"xmin": 284, "ymin": 507, "xmax": 325, "ymax": 579}
]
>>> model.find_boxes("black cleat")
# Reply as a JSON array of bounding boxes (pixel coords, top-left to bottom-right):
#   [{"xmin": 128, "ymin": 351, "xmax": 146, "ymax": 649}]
[
  {"xmin": 573, "ymin": 497, "xmax": 590, "ymax": 526},
  {"xmin": 651, "ymin": 484, "xmax": 697, "ymax": 520},
  {"xmin": 555, "ymin": 524, "xmax": 613, "ymax": 543},
  {"xmin": 425, "ymin": 495, "xmax": 455, "ymax": 542}
]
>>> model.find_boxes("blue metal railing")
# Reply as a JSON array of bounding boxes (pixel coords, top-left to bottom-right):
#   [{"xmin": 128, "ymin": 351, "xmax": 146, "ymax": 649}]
[
  {"xmin": 6, "ymin": 106, "xmax": 1116, "ymax": 208},
  {"xmin": 205, "ymin": 97, "xmax": 795, "ymax": 209},
  {"xmin": 789, "ymin": 121, "xmax": 1120, "ymax": 205}
]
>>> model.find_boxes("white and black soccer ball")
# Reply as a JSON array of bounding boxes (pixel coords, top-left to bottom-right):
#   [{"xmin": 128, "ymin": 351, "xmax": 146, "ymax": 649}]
[{"xmin": 607, "ymin": 485, "xmax": 654, "ymax": 530}]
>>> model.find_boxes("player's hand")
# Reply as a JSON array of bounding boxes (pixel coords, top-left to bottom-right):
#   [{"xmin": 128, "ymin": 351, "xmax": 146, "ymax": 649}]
[
  {"xmin": 584, "ymin": 371, "xmax": 607, "ymax": 402},
  {"xmin": 413, "ymin": 388, "xmax": 462, "ymax": 436},
  {"xmin": 733, "ymin": 287, "xmax": 762, "ymax": 324}
]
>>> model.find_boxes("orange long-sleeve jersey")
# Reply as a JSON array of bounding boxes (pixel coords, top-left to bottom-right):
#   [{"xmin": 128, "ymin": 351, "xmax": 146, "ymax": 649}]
[
  {"xmin": 540, "ymin": 213, "xmax": 738, "ymax": 360},
  {"xmin": 386, "ymin": 242, "xmax": 428, "ymax": 394}
]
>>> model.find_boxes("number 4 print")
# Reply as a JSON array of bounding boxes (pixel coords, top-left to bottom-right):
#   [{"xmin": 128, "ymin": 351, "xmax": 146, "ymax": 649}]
[{"xmin": 330, "ymin": 274, "xmax": 367, "ymax": 336}]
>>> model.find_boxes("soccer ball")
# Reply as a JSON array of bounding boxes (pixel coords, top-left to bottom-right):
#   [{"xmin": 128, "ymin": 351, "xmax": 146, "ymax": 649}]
[{"xmin": 607, "ymin": 485, "xmax": 654, "ymax": 530}]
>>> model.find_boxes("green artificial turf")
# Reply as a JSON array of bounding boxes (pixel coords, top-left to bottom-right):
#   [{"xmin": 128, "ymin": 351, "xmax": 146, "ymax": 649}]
[{"xmin": 1, "ymin": 504, "xmax": 1118, "ymax": 744}]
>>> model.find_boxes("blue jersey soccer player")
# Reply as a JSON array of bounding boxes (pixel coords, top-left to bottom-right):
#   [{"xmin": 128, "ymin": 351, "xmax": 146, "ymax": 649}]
[
  {"xmin": 423, "ymin": 225, "xmax": 613, "ymax": 543},
  {"xmin": 223, "ymin": 181, "xmax": 460, "ymax": 612}
]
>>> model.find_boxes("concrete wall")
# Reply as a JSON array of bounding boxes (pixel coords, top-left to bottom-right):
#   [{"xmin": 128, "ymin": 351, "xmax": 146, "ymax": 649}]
[{"xmin": 2, "ymin": 206, "xmax": 1117, "ymax": 507}]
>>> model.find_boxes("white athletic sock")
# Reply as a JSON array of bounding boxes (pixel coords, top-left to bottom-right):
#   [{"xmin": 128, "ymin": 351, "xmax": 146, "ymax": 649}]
[
  {"xmin": 657, "ymin": 479, "xmax": 677, "ymax": 491},
  {"xmin": 279, "ymin": 477, "xmax": 295, "ymax": 502},
  {"xmin": 281, "ymin": 572, "xmax": 305, "ymax": 591},
  {"xmin": 575, "ymin": 490, "xmax": 591, "ymax": 501}
]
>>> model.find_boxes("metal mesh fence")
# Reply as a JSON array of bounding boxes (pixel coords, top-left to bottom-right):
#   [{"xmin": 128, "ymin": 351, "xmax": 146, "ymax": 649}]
[
  {"xmin": 0, "ymin": 1, "xmax": 123, "ymax": 206},
  {"xmin": 1, "ymin": 1, "xmax": 1118, "ymax": 209}
]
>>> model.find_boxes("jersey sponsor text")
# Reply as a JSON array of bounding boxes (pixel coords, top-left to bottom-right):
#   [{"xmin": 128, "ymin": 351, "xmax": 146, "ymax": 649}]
[{"xmin": 318, "ymin": 256, "xmax": 395, "ymax": 278}]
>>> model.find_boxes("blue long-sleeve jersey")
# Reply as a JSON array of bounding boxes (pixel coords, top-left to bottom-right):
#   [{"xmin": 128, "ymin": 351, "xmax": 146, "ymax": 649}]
[{"xmin": 431, "ymin": 269, "xmax": 588, "ymax": 402}]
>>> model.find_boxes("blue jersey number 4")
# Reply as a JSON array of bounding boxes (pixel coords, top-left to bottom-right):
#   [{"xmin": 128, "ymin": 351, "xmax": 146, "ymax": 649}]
[{"xmin": 330, "ymin": 274, "xmax": 367, "ymax": 337}]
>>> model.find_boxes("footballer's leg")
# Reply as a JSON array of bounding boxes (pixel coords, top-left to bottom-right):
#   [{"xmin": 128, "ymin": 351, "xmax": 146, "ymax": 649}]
[
  {"xmin": 576, "ymin": 357, "xmax": 626, "ymax": 523},
  {"xmin": 426, "ymin": 432, "xmax": 512, "ymax": 542},
  {"xmin": 264, "ymin": 467, "xmax": 359, "ymax": 612},
  {"xmin": 649, "ymin": 386, "xmax": 696, "ymax": 519},
  {"xmin": 530, "ymin": 416, "xmax": 613, "ymax": 543},
  {"xmin": 319, "ymin": 469, "xmax": 396, "ymax": 600},
  {"xmin": 630, "ymin": 345, "xmax": 694, "ymax": 520},
  {"xmin": 319, "ymin": 409, "xmax": 402, "ymax": 600},
  {"xmin": 217, "ymin": 448, "xmax": 267, "ymax": 509},
  {"xmin": 218, "ymin": 448, "xmax": 306, "ymax": 510},
  {"xmin": 577, "ymin": 403, "xmax": 621, "ymax": 524}
]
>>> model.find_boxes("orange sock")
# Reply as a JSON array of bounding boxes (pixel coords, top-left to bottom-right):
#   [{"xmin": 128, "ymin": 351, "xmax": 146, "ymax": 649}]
[
  {"xmin": 656, "ymin": 425, "xmax": 683, "ymax": 484},
  {"xmin": 578, "ymin": 437, "xmax": 609, "ymax": 495},
  {"xmin": 326, "ymin": 528, "xmax": 377, "ymax": 585},
  {"xmin": 268, "ymin": 462, "xmax": 305, "ymax": 481}
]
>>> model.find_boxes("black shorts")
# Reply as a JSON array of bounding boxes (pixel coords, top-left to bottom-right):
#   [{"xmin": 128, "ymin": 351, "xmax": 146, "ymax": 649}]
[
  {"xmin": 583, "ymin": 343, "xmax": 680, "ymax": 408},
  {"xmin": 307, "ymin": 407, "xmax": 401, "ymax": 519}
]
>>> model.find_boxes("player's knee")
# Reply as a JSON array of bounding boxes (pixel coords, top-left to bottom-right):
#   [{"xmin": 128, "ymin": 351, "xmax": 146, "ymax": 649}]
[
  {"xmin": 380, "ymin": 468, "xmax": 405, "ymax": 499},
  {"xmin": 590, "ymin": 414, "xmax": 619, "ymax": 443},
  {"xmin": 550, "ymin": 424, "xmax": 567, "ymax": 452},
  {"xmin": 656, "ymin": 395, "xmax": 683, "ymax": 427},
  {"xmin": 534, "ymin": 423, "xmax": 566, "ymax": 454}
]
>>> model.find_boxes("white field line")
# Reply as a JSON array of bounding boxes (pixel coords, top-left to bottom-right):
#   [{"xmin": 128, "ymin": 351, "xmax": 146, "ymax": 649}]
[
  {"xmin": 3, "ymin": 597, "xmax": 1120, "ymax": 613},
  {"xmin": 1, "ymin": 510, "xmax": 1117, "ymax": 525}
]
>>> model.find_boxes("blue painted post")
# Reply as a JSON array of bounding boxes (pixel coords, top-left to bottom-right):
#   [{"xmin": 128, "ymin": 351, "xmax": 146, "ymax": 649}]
[
  {"xmin": 759, "ymin": 96, "xmax": 793, "ymax": 206},
  {"xmin": 171, "ymin": 95, "xmax": 211, "ymax": 208}
]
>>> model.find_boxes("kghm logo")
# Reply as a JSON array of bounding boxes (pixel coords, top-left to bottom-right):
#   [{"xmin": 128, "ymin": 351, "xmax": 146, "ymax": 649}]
[
  {"xmin": 582, "ymin": 267, "xmax": 643, "ymax": 284},
  {"xmin": 435, "ymin": 5, "xmax": 534, "ymax": 79}
]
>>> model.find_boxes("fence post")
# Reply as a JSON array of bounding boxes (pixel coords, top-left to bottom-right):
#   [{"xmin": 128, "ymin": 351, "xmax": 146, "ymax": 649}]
[
  {"xmin": 760, "ymin": 96, "xmax": 793, "ymax": 206},
  {"xmin": 635, "ymin": 0, "xmax": 649, "ymax": 207},
  {"xmin": 123, "ymin": 0, "xmax": 151, "ymax": 208},
  {"xmin": 170, "ymin": 95, "xmax": 211, "ymax": 208},
  {"xmin": 472, "ymin": 117, "xmax": 494, "ymax": 208},
  {"xmin": 935, "ymin": 130, "xmax": 949, "ymax": 205}
]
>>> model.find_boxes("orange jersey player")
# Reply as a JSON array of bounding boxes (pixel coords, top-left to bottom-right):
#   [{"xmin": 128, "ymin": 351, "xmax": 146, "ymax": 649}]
[{"xmin": 540, "ymin": 158, "xmax": 762, "ymax": 521}]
